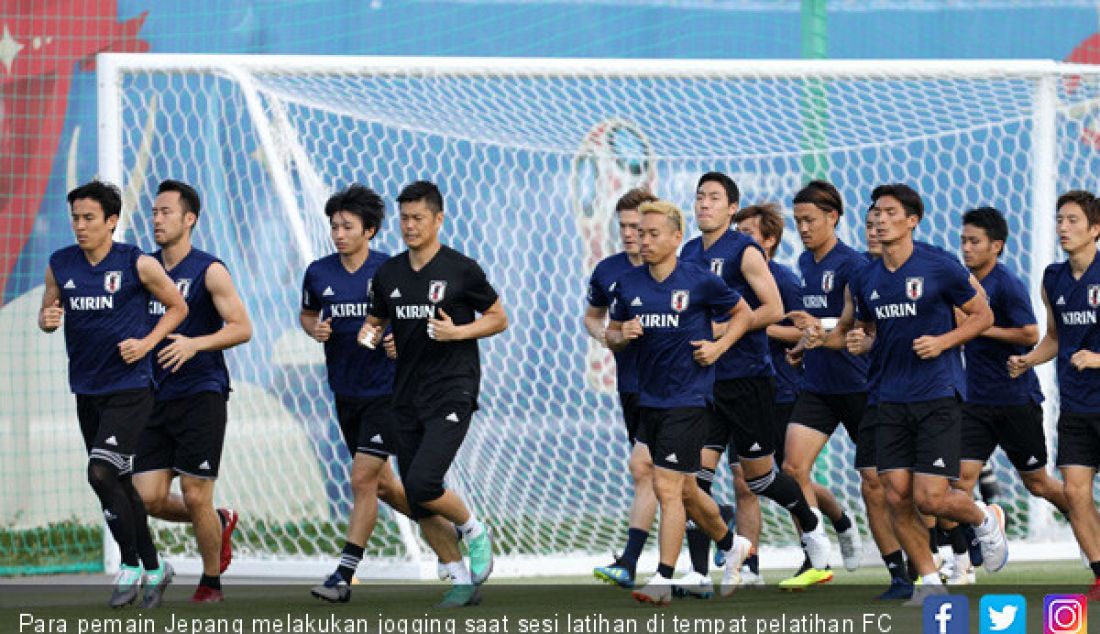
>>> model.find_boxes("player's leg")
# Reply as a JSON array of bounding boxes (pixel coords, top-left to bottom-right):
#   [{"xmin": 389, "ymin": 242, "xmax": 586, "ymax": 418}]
[
  {"xmin": 1056, "ymin": 412, "xmax": 1100, "ymax": 596},
  {"xmin": 854, "ymin": 406, "xmax": 911, "ymax": 599},
  {"xmin": 633, "ymin": 465, "xmax": 686, "ymax": 605},
  {"xmin": 132, "ymin": 401, "xmax": 188, "ymax": 521},
  {"xmin": 683, "ymin": 410, "xmax": 728, "ymax": 582},
  {"xmin": 782, "ymin": 393, "xmax": 836, "ymax": 508},
  {"xmin": 996, "ymin": 403, "xmax": 1069, "ymax": 513}
]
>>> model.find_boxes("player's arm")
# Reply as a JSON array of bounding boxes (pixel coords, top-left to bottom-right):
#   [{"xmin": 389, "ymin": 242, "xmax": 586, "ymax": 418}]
[
  {"xmin": 1009, "ymin": 287, "xmax": 1059, "ymax": 376},
  {"xmin": 981, "ymin": 323, "xmax": 1040, "ymax": 347},
  {"xmin": 357, "ymin": 314, "xmax": 390, "ymax": 349},
  {"xmin": 605, "ymin": 318, "xmax": 642, "ymax": 352},
  {"xmin": 429, "ymin": 299, "xmax": 508, "ymax": 342},
  {"xmin": 912, "ymin": 276, "xmax": 993, "ymax": 360},
  {"xmin": 124, "ymin": 255, "xmax": 188, "ymax": 364},
  {"xmin": 802, "ymin": 286, "xmax": 854, "ymax": 351},
  {"xmin": 584, "ymin": 305, "xmax": 610, "ymax": 348},
  {"xmin": 38, "ymin": 265, "xmax": 64, "ymax": 333},
  {"xmin": 158, "ymin": 263, "xmax": 252, "ymax": 372},
  {"xmin": 740, "ymin": 247, "xmax": 783, "ymax": 330},
  {"xmin": 766, "ymin": 323, "xmax": 803, "ymax": 345},
  {"xmin": 693, "ymin": 298, "xmax": 752, "ymax": 366}
]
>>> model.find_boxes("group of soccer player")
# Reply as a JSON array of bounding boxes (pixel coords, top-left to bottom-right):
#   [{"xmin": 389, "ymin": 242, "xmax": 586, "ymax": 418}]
[
  {"xmin": 41, "ymin": 178, "xmax": 503, "ymax": 608},
  {"xmin": 585, "ymin": 173, "xmax": 1100, "ymax": 606}
]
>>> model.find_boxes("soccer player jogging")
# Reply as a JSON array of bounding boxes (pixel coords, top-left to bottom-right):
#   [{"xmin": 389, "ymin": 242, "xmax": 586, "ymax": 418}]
[
  {"xmin": 586, "ymin": 188, "xmax": 661, "ymax": 589},
  {"xmin": 813, "ymin": 184, "xmax": 1007, "ymax": 606},
  {"xmin": 606, "ymin": 200, "xmax": 754, "ymax": 605},
  {"xmin": 358, "ymin": 181, "xmax": 505, "ymax": 607},
  {"xmin": 39, "ymin": 180, "xmax": 188, "ymax": 607},
  {"xmin": 1007, "ymin": 190, "xmax": 1100, "ymax": 599},
  {"xmin": 131, "ymin": 180, "xmax": 252, "ymax": 603},
  {"xmin": 681, "ymin": 173, "xmax": 831, "ymax": 585}
]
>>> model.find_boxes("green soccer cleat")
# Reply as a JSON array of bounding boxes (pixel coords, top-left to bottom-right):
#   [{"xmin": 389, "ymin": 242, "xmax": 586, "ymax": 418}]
[
  {"xmin": 593, "ymin": 557, "xmax": 635, "ymax": 589},
  {"xmin": 140, "ymin": 561, "xmax": 174, "ymax": 608},
  {"xmin": 467, "ymin": 528, "xmax": 494, "ymax": 585},
  {"xmin": 437, "ymin": 584, "xmax": 482, "ymax": 608},
  {"xmin": 109, "ymin": 564, "xmax": 143, "ymax": 608}
]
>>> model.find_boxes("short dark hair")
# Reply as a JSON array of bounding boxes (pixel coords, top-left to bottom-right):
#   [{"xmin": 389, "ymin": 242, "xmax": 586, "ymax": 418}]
[
  {"xmin": 157, "ymin": 179, "xmax": 202, "ymax": 219},
  {"xmin": 615, "ymin": 187, "xmax": 657, "ymax": 213},
  {"xmin": 1057, "ymin": 190, "xmax": 1100, "ymax": 227},
  {"xmin": 871, "ymin": 183, "xmax": 924, "ymax": 221},
  {"xmin": 696, "ymin": 172, "xmax": 740, "ymax": 205},
  {"xmin": 67, "ymin": 180, "xmax": 122, "ymax": 220},
  {"xmin": 397, "ymin": 180, "xmax": 444, "ymax": 214},
  {"xmin": 325, "ymin": 184, "xmax": 385, "ymax": 233},
  {"xmin": 733, "ymin": 203, "xmax": 784, "ymax": 258},
  {"xmin": 793, "ymin": 180, "xmax": 844, "ymax": 217},
  {"xmin": 962, "ymin": 206, "xmax": 1008, "ymax": 256}
]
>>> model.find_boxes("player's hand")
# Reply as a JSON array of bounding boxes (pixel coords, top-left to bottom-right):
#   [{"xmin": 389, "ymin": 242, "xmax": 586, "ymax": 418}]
[
  {"xmin": 118, "ymin": 338, "xmax": 151, "ymax": 364},
  {"xmin": 428, "ymin": 308, "xmax": 462, "ymax": 341},
  {"xmin": 691, "ymin": 340, "xmax": 723, "ymax": 366},
  {"xmin": 311, "ymin": 317, "xmax": 333, "ymax": 343},
  {"xmin": 846, "ymin": 328, "xmax": 869, "ymax": 355},
  {"xmin": 383, "ymin": 333, "xmax": 397, "ymax": 359},
  {"xmin": 802, "ymin": 324, "xmax": 827, "ymax": 349},
  {"xmin": 621, "ymin": 318, "xmax": 643, "ymax": 341},
  {"xmin": 786, "ymin": 310, "xmax": 819, "ymax": 331},
  {"xmin": 40, "ymin": 299, "xmax": 63, "ymax": 331},
  {"xmin": 1071, "ymin": 349, "xmax": 1100, "ymax": 371},
  {"xmin": 358, "ymin": 321, "xmax": 381, "ymax": 349},
  {"xmin": 1006, "ymin": 354, "xmax": 1032, "ymax": 378},
  {"xmin": 912, "ymin": 335, "xmax": 946, "ymax": 360},
  {"xmin": 785, "ymin": 346, "xmax": 804, "ymax": 367},
  {"xmin": 157, "ymin": 334, "xmax": 199, "ymax": 373}
]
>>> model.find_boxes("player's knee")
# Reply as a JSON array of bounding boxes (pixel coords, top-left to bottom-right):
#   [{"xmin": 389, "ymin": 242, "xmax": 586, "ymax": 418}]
[
  {"xmin": 860, "ymin": 475, "xmax": 884, "ymax": 503},
  {"xmin": 1064, "ymin": 480, "xmax": 1094, "ymax": 508},
  {"xmin": 884, "ymin": 484, "xmax": 911, "ymax": 509},
  {"xmin": 1021, "ymin": 474, "xmax": 1048, "ymax": 498},
  {"xmin": 86, "ymin": 461, "xmax": 119, "ymax": 496},
  {"xmin": 629, "ymin": 455, "xmax": 652, "ymax": 484},
  {"xmin": 780, "ymin": 459, "xmax": 806, "ymax": 482},
  {"xmin": 350, "ymin": 466, "xmax": 379, "ymax": 498},
  {"xmin": 912, "ymin": 488, "xmax": 942, "ymax": 516},
  {"xmin": 652, "ymin": 476, "xmax": 682, "ymax": 503},
  {"xmin": 181, "ymin": 483, "xmax": 212, "ymax": 511}
]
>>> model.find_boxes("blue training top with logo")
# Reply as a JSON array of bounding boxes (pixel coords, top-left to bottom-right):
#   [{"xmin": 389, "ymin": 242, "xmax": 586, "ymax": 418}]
[
  {"xmin": 769, "ymin": 259, "xmax": 803, "ymax": 404},
  {"xmin": 149, "ymin": 248, "xmax": 231, "ymax": 401},
  {"xmin": 302, "ymin": 251, "xmax": 395, "ymax": 399},
  {"xmin": 681, "ymin": 230, "xmax": 773, "ymax": 380},
  {"xmin": 608, "ymin": 261, "xmax": 741, "ymax": 409},
  {"xmin": 965, "ymin": 262, "xmax": 1043, "ymax": 407},
  {"xmin": 798, "ymin": 240, "xmax": 870, "ymax": 394},
  {"xmin": 1042, "ymin": 256, "xmax": 1100, "ymax": 414},
  {"xmin": 49, "ymin": 242, "xmax": 152, "ymax": 395},
  {"xmin": 587, "ymin": 252, "xmax": 642, "ymax": 394},
  {"xmin": 851, "ymin": 241, "xmax": 976, "ymax": 403}
]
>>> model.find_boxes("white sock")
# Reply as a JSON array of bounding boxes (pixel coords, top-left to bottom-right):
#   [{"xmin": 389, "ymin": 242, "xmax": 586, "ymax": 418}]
[
  {"xmin": 921, "ymin": 572, "xmax": 943, "ymax": 586},
  {"xmin": 446, "ymin": 561, "xmax": 471, "ymax": 585},
  {"xmin": 458, "ymin": 517, "xmax": 485, "ymax": 539}
]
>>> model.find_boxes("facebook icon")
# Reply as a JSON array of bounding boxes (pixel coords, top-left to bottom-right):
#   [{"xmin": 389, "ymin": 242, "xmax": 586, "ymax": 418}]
[{"xmin": 924, "ymin": 595, "xmax": 970, "ymax": 634}]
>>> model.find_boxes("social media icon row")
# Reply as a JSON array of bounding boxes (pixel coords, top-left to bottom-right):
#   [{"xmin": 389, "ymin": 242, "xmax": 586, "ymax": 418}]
[{"xmin": 923, "ymin": 594, "xmax": 1087, "ymax": 633}]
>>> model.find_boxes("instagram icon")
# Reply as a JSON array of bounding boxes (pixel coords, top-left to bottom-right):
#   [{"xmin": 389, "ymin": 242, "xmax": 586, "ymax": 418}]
[{"xmin": 1045, "ymin": 595, "xmax": 1087, "ymax": 634}]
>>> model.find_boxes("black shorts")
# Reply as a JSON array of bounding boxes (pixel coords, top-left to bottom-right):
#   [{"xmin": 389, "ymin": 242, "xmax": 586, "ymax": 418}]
[
  {"xmin": 855, "ymin": 404, "xmax": 879, "ymax": 471},
  {"xmin": 1056, "ymin": 411, "xmax": 1100, "ymax": 469},
  {"xmin": 77, "ymin": 388, "xmax": 154, "ymax": 476},
  {"xmin": 772, "ymin": 400, "xmax": 796, "ymax": 468},
  {"xmin": 876, "ymin": 398, "xmax": 961, "ymax": 478},
  {"xmin": 789, "ymin": 391, "xmax": 867, "ymax": 469},
  {"xmin": 961, "ymin": 402, "xmax": 1047, "ymax": 471},
  {"xmin": 334, "ymin": 394, "xmax": 399, "ymax": 459},
  {"xmin": 134, "ymin": 391, "xmax": 229, "ymax": 479},
  {"xmin": 706, "ymin": 377, "xmax": 777, "ymax": 462},
  {"xmin": 638, "ymin": 407, "xmax": 707, "ymax": 474},
  {"xmin": 619, "ymin": 392, "xmax": 642, "ymax": 445},
  {"xmin": 393, "ymin": 393, "xmax": 475, "ymax": 520}
]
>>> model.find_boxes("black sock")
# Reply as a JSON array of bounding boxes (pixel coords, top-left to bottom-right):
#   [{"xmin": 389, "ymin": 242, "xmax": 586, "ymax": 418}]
[
  {"xmin": 906, "ymin": 555, "xmax": 918, "ymax": 581},
  {"xmin": 882, "ymin": 550, "xmax": 910, "ymax": 582},
  {"xmin": 87, "ymin": 462, "xmax": 141, "ymax": 567},
  {"xmin": 715, "ymin": 529, "xmax": 734, "ymax": 553},
  {"xmin": 657, "ymin": 563, "xmax": 675, "ymax": 579},
  {"xmin": 1091, "ymin": 561, "xmax": 1100, "ymax": 580},
  {"xmin": 797, "ymin": 551, "xmax": 812, "ymax": 575},
  {"xmin": 199, "ymin": 574, "xmax": 221, "ymax": 591},
  {"xmin": 928, "ymin": 528, "xmax": 938, "ymax": 554},
  {"xmin": 336, "ymin": 542, "xmax": 364, "ymax": 584},
  {"xmin": 745, "ymin": 553, "xmax": 759, "ymax": 574},
  {"xmin": 696, "ymin": 468, "xmax": 716, "ymax": 495},
  {"xmin": 621, "ymin": 528, "xmax": 648, "ymax": 573},
  {"xmin": 748, "ymin": 470, "xmax": 817, "ymax": 530},
  {"xmin": 121, "ymin": 476, "xmax": 159, "ymax": 571},
  {"xmin": 832, "ymin": 512, "xmax": 853, "ymax": 534},
  {"xmin": 949, "ymin": 525, "xmax": 968, "ymax": 555},
  {"xmin": 687, "ymin": 520, "xmax": 710, "ymax": 575}
]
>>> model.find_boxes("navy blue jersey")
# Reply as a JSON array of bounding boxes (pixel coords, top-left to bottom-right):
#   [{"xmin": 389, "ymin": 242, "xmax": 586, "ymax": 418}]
[
  {"xmin": 1042, "ymin": 256, "xmax": 1100, "ymax": 414},
  {"xmin": 609, "ymin": 261, "xmax": 741, "ymax": 408},
  {"xmin": 965, "ymin": 263, "xmax": 1043, "ymax": 406},
  {"xmin": 303, "ymin": 251, "xmax": 395, "ymax": 399},
  {"xmin": 769, "ymin": 260, "xmax": 803, "ymax": 404},
  {"xmin": 798, "ymin": 241, "xmax": 870, "ymax": 394},
  {"xmin": 851, "ymin": 242, "xmax": 976, "ymax": 403},
  {"xmin": 49, "ymin": 242, "xmax": 153, "ymax": 395},
  {"xmin": 587, "ymin": 252, "xmax": 642, "ymax": 394},
  {"xmin": 149, "ymin": 248, "xmax": 231, "ymax": 400},
  {"xmin": 681, "ymin": 230, "xmax": 773, "ymax": 380}
]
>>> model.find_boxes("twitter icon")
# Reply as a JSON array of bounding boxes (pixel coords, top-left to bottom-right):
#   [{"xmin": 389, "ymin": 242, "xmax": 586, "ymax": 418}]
[{"xmin": 981, "ymin": 595, "xmax": 1026, "ymax": 634}]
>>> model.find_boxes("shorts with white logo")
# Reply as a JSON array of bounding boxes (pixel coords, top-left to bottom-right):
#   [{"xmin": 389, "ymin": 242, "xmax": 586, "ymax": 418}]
[
  {"xmin": 1056, "ymin": 411, "xmax": 1100, "ymax": 469},
  {"xmin": 134, "ymin": 391, "xmax": 228, "ymax": 479},
  {"xmin": 705, "ymin": 377, "xmax": 777, "ymax": 463},
  {"xmin": 394, "ymin": 393, "xmax": 474, "ymax": 520},
  {"xmin": 789, "ymin": 391, "xmax": 868, "ymax": 469},
  {"xmin": 772, "ymin": 400, "xmax": 796, "ymax": 468},
  {"xmin": 637, "ymin": 406, "xmax": 707, "ymax": 474},
  {"xmin": 961, "ymin": 402, "xmax": 1047, "ymax": 471},
  {"xmin": 619, "ymin": 391, "xmax": 642, "ymax": 445},
  {"xmin": 334, "ymin": 394, "xmax": 399, "ymax": 459},
  {"xmin": 77, "ymin": 388, "xmax": 154, "ymax": 475},
  {"xmin": 876, "ymin": 398, "xmax": 961, "ymax": 478},
  {"xmin": 855, "ymin": 404, "xmax": 879, "ymax": 471}
]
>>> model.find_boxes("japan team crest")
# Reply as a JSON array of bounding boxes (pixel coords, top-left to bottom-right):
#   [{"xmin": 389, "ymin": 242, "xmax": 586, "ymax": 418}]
[
  {"xmin": 821, "ymin": 271, "xmax": 835, "ymax": 293},
  {"xmin": 175, "ymin": 278, "xmax": 192, "ymax": 299},
  {"xmin": 671, "ymin": 290, "xmax": 690, "ymax": 312},
  {"xmin": 1089, "ymin": 284, "xmax": 1100, "ymax": 308},
  {"xmin": 710, "ymin": 258, "xmax": 724, "ymax": 276},
  {"xmin": 905, "ymin": 277, "xmax": 924, "ymax": 301},
  {"xmin": 104, "ymin": 271, "xmax": 122, "ymax": 294},
  {"xmin": 428, "ymin": 280, "xmax": 447, "ymax": 303}
]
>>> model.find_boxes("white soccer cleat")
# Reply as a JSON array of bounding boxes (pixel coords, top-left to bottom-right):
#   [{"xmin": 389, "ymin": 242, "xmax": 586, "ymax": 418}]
[
  {"xmin": 975, "ymin": 502, "xmax": 1008, "ymax": 573},
  {"xmin": 437, "ymin": 559, "xmax": 449, "ymax": 580},
  {"xmin": 945, "ymin": 553, "xmax": 973, "ymax": 586},
  {"xmin": 631, "ymin": 575, "xmax": 673, "ymax": 606},
  {"xmin": 671, "ymin": 571, "xmax": 714, "ymax": 599},
  {"xmin": 719, "ymin": 535, "xmax": 753, "ymax": 597},
  {"xmin": 837, "ymin": 524, "xmax": 862, "ymax": 572},
  {"xmin": 803, "ymin": 509, "xmax": 832, "ymax": 571},
  {"xmin": 937, "ymin": 545, "xmax": 955, "ymax": 581},
  {"xmin": 739, "ymin": 566, "xmax": 766, "ymax": 587},
  {"xmin": 902, "ymin": 581, "xmax": 947, "ymax": 607}
]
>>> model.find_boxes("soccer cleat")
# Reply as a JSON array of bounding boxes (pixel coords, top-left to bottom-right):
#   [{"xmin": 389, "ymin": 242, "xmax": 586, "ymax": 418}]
[
  {"xmin": 876, "ymin": 577, "xmax": 914, "ymax": 600},
  {"xmin": 437, "ymin": 559, "xmax": 450, "ymax": 580},
  {"xmin": 975, "ymin": 502, "xmax": 1008, "ymax": 573},
  {"xmin": 719, "ymin": 535, "xmax": 753, "ymax": 597},
  {"xmin": 466, "ymin": 528, "xmax": 494, "ymax": 585},
  {"xmin": 837, "ymin": 524, "xmax": 862, "ymax": 572},
  {"xmin": 902, "ymin": 582, "xmax": 947, "ymax": 607},
  {"xmin": 436, "ymin": 584, "xmax": 482, "ymax": 608},
  {"xmin": 594, "ymin": 556, "xmax": 635, "ymax": 589},
  {"xmin": 109, "ymin": 564, "xmax": 143, "ymax": 608},
  {"xmin": 778, "ymin": 567, "xmax": 833, "ymax": 591},
  {"xmin": 139, "ymin": 561, "xmax": 174, "ymax": 608},
  {"xmin": 631, "ymin": 576, "xmax": 673, "ymax": 606},
  {"xmin": 964, "ymin": 524, "xmax": 983, "ymax": 568},
  {"xmin": 672, "ymin": 571, "xmax": 714, "ymax": 599},
  {"xmin": 1086, "ymin": 578, "xmax": 1100, "ymax": 602},
  {"xmin": 311, "ymin": 572, "xmax": 351, "ymax": 603},
  {"xmin": 738, "ymin": 566, "xmax": 766, "ymax": 587},
  {"xmin": 217, "ymin": 508, "xmax": 239, "ymax": 574},
  {"xmin": 937, "ymin": 546, "xmax": 955, "ymax": 583},
  {"xmin": 802, "ymin": 509, "xmax": 832, "ymax": 571},
  {"xmin": 944, "ymin": 553, "xmax": 972, "ymax": 586},
  {"xmin": 191, "ymin": 585, "xmax": 224, "ymax": 603},
  {"xmin": 712, "ymin": 505, "xmax": 737, "ymax": 568}
]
